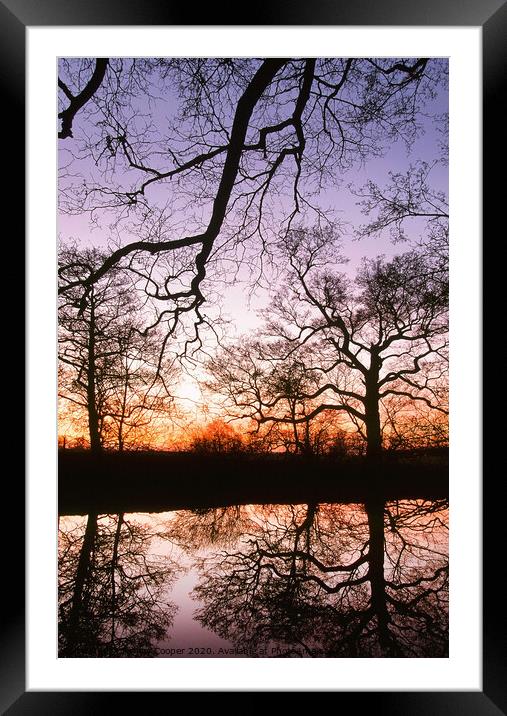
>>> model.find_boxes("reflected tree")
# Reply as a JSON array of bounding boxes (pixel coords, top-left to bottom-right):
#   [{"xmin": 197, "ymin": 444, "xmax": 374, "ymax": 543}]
[
  {"xmin": 189, "ymin": 500, "xmax": 448, "ymax": 657},
  {"xmin": 58, "ymin": 513, "xmax": 179, "ymax": 657},
  {"xmin": 166, "ymin": 505, "xmax": 254, "ymax": 551}
]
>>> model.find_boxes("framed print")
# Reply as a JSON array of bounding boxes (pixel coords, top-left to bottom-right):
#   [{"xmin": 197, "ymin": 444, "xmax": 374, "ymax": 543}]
[{"xmin": 2, "ymin": 0, "xmax": 503, "ymax": 711}]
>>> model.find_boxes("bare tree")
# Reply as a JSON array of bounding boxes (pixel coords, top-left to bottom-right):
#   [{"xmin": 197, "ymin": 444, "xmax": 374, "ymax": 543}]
[
  {"xmin": 188, "ymin": 419, "xmax": 244, "ymax": 454},
  {"xmin": 58, "ymin": 244, "xmax": 177, "ymax": 451},
  {"xmin": 100, "ymin": 318, "xmax": 177, "ymax": 450},
  {"xmin": 208, "ymin": 227, "xmax": 448, "ymax": 458},
  {"xmin": 206, "ymin": 339, "xmax": 352, "ymax": 455},
  {"xmin": 269, "ymin": 229, "xmax": 448, "ymax": 457},
  {"xmin": 58, "ymin": 58, "xmax": 447, "ymax": 349}
]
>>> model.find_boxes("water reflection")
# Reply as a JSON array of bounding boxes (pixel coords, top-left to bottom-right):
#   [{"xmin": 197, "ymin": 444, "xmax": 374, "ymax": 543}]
[
  {"xmin": 59, "ymin": 500, "xmax": 448, "ymax": 658},
  {"xmin": 58, "ymin": 513, "xmax": 180, "ymax": 656}
]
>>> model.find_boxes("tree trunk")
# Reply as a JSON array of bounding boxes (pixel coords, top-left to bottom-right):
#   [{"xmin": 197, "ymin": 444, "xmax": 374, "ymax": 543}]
[
  {"xmin": 110, "ymin": 512, "xmax": 124, "ymax": 645},
  {"xmin": 62, "ymin": 511, "xmax": 98, "ymax": 655},
  {"xmin": 365, "ymin": 500, "xmax": 394, "ymax": 654},
  {"xmin": 117, "ymin": 358, "xmax": 129, "ymax": 451},
  {"xmin": 86, "ymin": 295, "xmax": 102, "ymax": 453},
  {"xmin": 303, "ymin": 416, "xmax": 313, "ymax": 456},
  {"xmin": 290, "ymin": 400, "xmax": 302, "ymax": 454},
  {"xmin": 365, "ymin": 358, "xmax": 382, "ymax": 459},
  {"xmin": 365, "ymin": 396, "xmax": 382, "ymax": 458}
]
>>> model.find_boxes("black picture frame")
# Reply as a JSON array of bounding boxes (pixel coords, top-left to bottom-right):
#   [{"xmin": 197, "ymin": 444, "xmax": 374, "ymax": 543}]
[{"xmin": 3, "ymin": 0, "xmax": 502, "ymax": 711}]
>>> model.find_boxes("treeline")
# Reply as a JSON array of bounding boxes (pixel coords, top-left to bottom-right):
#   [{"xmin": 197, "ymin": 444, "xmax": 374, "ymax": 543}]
[{"xmin": 58, "ymin": 223, "xmax": 448, "ymax": 458}]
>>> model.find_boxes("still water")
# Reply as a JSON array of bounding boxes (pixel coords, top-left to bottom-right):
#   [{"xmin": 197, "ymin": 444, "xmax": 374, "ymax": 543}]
[{"xmin": 59, "ymin": 500, "xmax": 448, "ymax": 658}]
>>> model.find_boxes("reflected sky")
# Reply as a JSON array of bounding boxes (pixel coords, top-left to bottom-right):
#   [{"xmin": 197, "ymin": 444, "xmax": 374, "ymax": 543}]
[{"xmin": 59, "ymin": 500, "xmax": 448, "ymax": 658}]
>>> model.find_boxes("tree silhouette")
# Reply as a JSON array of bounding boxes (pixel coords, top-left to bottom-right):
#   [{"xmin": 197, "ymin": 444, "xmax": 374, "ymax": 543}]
[
  {"xmin": 58, "ymin": 244, "xmax": 178, "ymax": 451},
  {"xmin": 354, "ymin": 160, "xmax": 448, "ymax": 244},
  {"xmin": 189, "ymin": 419, "xmax": 244, "ymax": 454},
  {"xmin": 211, "ymin": 227, "xmax": 448, "ymax": 457},
  {"xmin": 206, "ymin": 341, "xmax": 351, "ymax": 455}
]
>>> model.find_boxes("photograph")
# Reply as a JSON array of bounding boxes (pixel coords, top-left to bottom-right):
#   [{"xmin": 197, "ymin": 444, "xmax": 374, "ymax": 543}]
[
  {"xmin": 0, "ymin": 0, "xmax": 499, "ymax": 705},
  {"xmin": 57, "ymin": 56, "xmax": 450, "ymax": 659}
]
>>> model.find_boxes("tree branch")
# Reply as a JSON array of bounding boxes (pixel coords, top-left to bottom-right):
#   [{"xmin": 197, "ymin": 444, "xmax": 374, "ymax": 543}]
[{"xmin": 59, "ymin": 59, "xmax": 109, "ymax": 139}]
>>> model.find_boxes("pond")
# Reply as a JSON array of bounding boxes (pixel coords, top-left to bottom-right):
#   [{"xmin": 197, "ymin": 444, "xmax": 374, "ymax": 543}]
[{"xmin": 58, "ymin": 499, "xmax": 448, "ymax": 658}]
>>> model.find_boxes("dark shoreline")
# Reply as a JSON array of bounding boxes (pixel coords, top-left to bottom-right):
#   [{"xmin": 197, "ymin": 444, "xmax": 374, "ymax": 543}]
[{"xmin": 58, "ymin": 449, "xmax": 448, "ymax": 515}]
